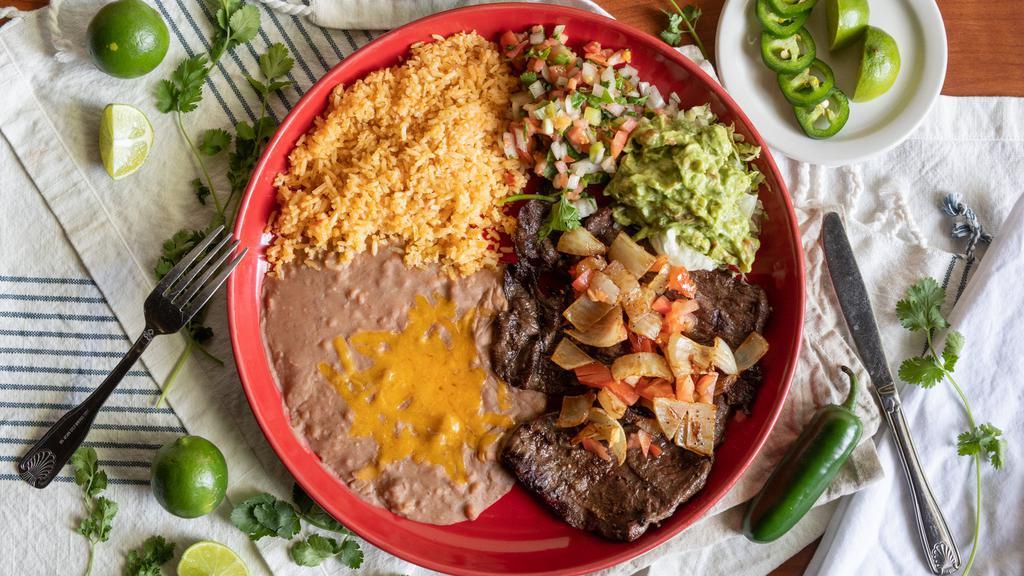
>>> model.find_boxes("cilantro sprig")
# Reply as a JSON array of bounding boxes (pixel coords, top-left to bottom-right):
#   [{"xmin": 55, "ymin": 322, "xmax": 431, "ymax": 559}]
[
  {"xmin": 123, "ymin": 536, "xmax": 175, "ymax": 576},
  {"xmin": 71, "ymin": 447, "xmax": 118, "ymax": 576},
  {"xmin": 896, "ymin": 278, "xmax": 1006, "ymax": 575},
  {"xmin": 500, "ymin": 192, "xmax": 584, "ymax": 238},
  {"xmin": 231, "ymin": 487, "xmax": 363, "ymax": 569},
  {"xmin": 660, "ymin": 0, "xmax": 707, "ymax": 60},
  {"xmin": 153, "ymin": 1, "xmax": 295, "ymax": 406}
]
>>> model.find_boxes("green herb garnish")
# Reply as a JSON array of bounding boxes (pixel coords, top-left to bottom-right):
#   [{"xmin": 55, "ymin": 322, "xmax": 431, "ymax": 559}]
[
  {"xmin": 897, "ymin": 277, "xmax": 1006, "ymax": 576},
  {"xmin": 230, "ymin": 493, "xmax": 301, "ymax": 541},
  {"xmin": 123, "ymin": 535, "xmax": 175, "ymax": 576},
  {"xmin": 72, "ymin": 447, "xmax": 118, "ymax": 576},
  {"xmin": 290, "ymin": 534, "xmax": 363, "ymax": 568},
  {"xmin": 660, "ymin": 1, "xmax": 707, "ymax": 60}
]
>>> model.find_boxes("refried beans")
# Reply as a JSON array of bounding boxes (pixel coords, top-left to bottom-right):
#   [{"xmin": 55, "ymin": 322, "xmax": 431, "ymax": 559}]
[{"xmin": 262, "ymin": 246, "xmax": 545, "ymax": 524}]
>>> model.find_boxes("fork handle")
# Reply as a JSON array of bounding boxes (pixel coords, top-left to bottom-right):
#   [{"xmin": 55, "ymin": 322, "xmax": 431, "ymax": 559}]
[
  {"xmin": 884, "ymin": 399, "xmax": 962, "ymax": 574},
  {"xmin": 17, "ymin": 327, "xmax": 156, "ymax": 489}
]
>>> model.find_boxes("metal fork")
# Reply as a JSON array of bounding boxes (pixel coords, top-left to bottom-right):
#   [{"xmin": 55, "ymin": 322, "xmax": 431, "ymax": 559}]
[{"xmin": 17, "ymin": 226, "xmax": 247, "ymax": 489}]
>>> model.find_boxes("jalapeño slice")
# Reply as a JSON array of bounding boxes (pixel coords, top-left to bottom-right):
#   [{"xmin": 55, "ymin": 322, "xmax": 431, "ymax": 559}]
[
  {"xmin": 768, "ymin": 0, "xmax": 819, "ymax": 16},
  {"xmin": 756, "ymin": 0, "xmax": 809, "ymax": 37},
  {"xmin": 777, "ymin": 59, "xmax": 835, "ymax": 106},
  {"xmin": 794, "ymin": 88, "xmax": 850, "ymax": 139},
  {"xmin": 760, "ymin": 28, "xmax": 816, "ymax": 74}
]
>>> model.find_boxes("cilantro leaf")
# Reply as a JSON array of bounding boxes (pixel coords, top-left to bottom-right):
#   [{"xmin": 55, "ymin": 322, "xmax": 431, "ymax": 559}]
[
  {"xmin": 155, "ymin": 56, "xmax": 209, "ymax": 114},
  {"xmin": 290, "ymin": 534, "xmax": 342, "ymax": 567},
  {"xmin": 198, "ymin": 129, "xmax": 231, "ymax": 156},
  {"xmin": 338, "ymin": 539, "xmax": 364, "ymax": 569},
  {"xmin": 898, "ymin": 355, "xmax": 945, "ymax": 388},
  {"xmin": 231, "ymin": 493, "xmax": 300, "ymax": 541},
  {"xmin": 942, "ymin": 330, "xmax": 964, "ymax": 372},
  {"xmin": 79, "ymin": 496, "xmax": 118, "ymax": 543},
  {"xmin": 123, "ymin": 535, "xmax": 175, "ymax": 576},
  {"xmin": 259, "ymin": 42, "xmax": 295, "ymax": 81},
  {"xmin": 243, "ymin": 74, "xmax": 269, "ymax": 97},
  {"xmin": 228, "ymin": 5, "xmax": 260, "ymax": 45},
  {"xmin": 293, "ymin": 483, "xmax": 351, "ymax": 534},
  {"xmin": 659, "ymin": 12, "xmax": 683, "ymax": 46},
  {"xmin": 895, "ymin": 277, "xmax": 948, "ymax": 333},
  {"xmin": 539, "ymin": 195, "xmax": 581, "ymax": 239},
  {"xmin": 957, "ymin": 423, "xmax": 1007, "ymax": 469},
  {"xmin": 191, "ymin": 178, "xmax": 211, "ymax": 206},
  {"xmin": 155, "ymin": 229, "xmax": 206, "ymax": 279},
  {"xmin": 71, "ymin": 446, "xmax": 107, "ymax": 499}
]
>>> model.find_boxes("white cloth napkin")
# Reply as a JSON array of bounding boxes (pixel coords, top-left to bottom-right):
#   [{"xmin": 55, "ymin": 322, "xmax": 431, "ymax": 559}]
[
  {"xmin": 0, "ymin": 1, "xmax": 1018, "ymax": 575},
  {"xmin": 807, "ymin": 191, "xmax": 1024, "ymax": 575}
]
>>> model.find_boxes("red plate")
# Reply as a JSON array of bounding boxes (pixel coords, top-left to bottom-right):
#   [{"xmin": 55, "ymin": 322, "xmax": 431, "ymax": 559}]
[{"xmin": 228, "ymin": 5, "xmax": 804, "ymax": 575}]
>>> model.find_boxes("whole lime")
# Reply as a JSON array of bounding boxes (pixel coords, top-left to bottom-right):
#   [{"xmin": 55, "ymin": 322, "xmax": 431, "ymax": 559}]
[
  {"xmin": 151, "ymin": 435, "xmax": 228, "ymax": 519},
  {"xmin": 86, "ymin": 0, "xmax": 170, "ymax": 79}
]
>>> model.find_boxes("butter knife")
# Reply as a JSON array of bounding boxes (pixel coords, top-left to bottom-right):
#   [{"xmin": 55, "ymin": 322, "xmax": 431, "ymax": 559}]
[{"xmin": 821, "ymin": 212, "xmax": 961, "ymax": 575}]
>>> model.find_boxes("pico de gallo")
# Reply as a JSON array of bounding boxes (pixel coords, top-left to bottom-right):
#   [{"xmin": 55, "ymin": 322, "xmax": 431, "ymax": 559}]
[{"xmin": 498, "ymin": 24, "xmax": 683, "ymax": 236}]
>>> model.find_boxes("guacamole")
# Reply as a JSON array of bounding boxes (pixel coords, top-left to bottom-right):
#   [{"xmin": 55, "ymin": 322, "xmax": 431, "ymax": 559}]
[{"xmin": 604, "ymin": 105, "xmax": 764, "ymax": 272}]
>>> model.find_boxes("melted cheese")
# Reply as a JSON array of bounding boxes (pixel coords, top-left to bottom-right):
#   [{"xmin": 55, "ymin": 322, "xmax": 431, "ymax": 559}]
[{"xmin": 318, "ymin": 294, "xmax": 512, "ymax": 484}]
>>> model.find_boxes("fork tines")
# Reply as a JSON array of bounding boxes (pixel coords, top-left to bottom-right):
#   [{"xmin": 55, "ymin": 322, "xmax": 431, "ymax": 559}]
[{"xmin": 155, "ymin": 225, "xmax": 247, "ymax": 320}]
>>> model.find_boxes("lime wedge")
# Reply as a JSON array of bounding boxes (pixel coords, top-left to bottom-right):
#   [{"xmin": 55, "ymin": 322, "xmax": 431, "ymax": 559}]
[
  {"xmin": 853, "ymin": 26, "xmax": 901, "ymax": 102},
  {"xmin": 177, "ymin": 541, "xmax": 249, "ymax": 576},
  {"xmin": 826, "ymin": 0, "xmax": 869, "ymax": 50},
  {"xmin": 99, "ymin": 103, "xmax": 153, "ymax": 180}
]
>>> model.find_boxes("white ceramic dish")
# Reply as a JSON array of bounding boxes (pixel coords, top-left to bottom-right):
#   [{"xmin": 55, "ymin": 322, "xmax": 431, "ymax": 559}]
[{"xmin": 716, "ymin": 0, "xmax": 947, "ymax": 165}]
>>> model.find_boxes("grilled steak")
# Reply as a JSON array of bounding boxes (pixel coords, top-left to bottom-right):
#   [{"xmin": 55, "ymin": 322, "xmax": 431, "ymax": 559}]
[
  {"xmin": 582, "ymin": 206, "xmax": 619, "ymax": 245},
  {"xmin": 689, "ymin": 270, "xmax": 771, "ymax": 349},
  {"xmin": 502, "ymin": 413, "xmax": 712, "ymax": 541}
]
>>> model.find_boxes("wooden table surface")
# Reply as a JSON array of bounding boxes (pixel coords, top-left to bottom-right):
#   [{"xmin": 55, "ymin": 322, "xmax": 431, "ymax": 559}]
[{"xmin": 3, "ymin": 0, "xmax": 1020, "ymax": 574}]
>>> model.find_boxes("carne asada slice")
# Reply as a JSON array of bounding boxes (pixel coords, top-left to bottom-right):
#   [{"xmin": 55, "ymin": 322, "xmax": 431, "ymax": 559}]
[
  {"xmin": 688, "ymin": 269, "xmax": 770, "ymax": 349},
  {"xmin": 502, "ymin": 412, "xmax": 712, "ymax": 541}
]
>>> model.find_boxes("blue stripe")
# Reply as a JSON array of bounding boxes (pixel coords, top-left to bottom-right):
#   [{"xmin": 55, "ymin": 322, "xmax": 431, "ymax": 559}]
[
  {"xmin": 0, "ymin": 294, "xmax": 106, "ymax": 303},
  {"xmin": 174, "ymin": 0, "xmax": 258, "ymax": 123},
  {"xmin": 0, "ymin": 455, "xmax": 152, "ymax": 468},
  {"xmin": 152, "ymin": 0, "xmax": 239, "ymax": 126},
  {"xmin": 0, "ymin": 311, "xmax": 117, "ymax": 322},
  {"xmin": 0, "ymin": 329, "xmax": 127, "ymax": 341},
  {"xmin": 0, "ymin": 402, "xmax": 173, "ymax": 414},
  {"xmin": 263, "ymin": 8, "xmax": 317, "ymax": 84},
  {"xmin": 0, "ymin": 383, "xmax": 158, "ymax": 395},
  {"xmin": 0, "ymin": 474, "xmax": 148, "ymax": 485},
  {"xmin": 0, "ymin": 438, "xmax": 163, "ymax": 450},
  {"xmin": 316, "ymin": 23, "xmax": 345, "ymax": 61},
  {"xmin": 339, "ymin": 29, "xmax": 360, "ymax": 52},
  {"xmin": 0, "ymin": 275, "xmax": 94, "ymax": 286},
  {"xmin": 0, "ymin": 348, "xmax": 125, "ymax": 358},
  {"xmin": 0, "ymin": 366, "xmax": 151, "ymax": 378},
  {"xmin": 2, "ymin": 420, "xmax": 184, "ymax": 432},
  {"xmin": 362, "ymin": 30, "xmax": 375, "ymax": 43},
  {"xmin": 290, "ymin": 15, "xmax": 329, "ymax": 72}
]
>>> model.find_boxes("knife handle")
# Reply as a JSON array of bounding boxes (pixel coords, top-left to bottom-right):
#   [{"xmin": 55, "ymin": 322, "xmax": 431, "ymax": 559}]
[{"xmin": 882, "ymin": 396, "xmax": 962, "ymax": 574}]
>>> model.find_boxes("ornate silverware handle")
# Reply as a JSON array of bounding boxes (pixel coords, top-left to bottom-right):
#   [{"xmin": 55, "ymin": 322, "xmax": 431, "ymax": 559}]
[
  {"xmin": 884, "ymin": 401, "xmax": 962, "ymax": 574},
  {"xmin": 17, "ymin": 329, "xmax": 154, "ymax": 489}
]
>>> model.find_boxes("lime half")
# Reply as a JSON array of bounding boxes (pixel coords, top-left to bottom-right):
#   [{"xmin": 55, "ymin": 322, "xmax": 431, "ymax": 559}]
[
  {"xmin": 853, "ymin": 26, "xmax": 901, "ymax": 102},
  {"xmin": 99, "ymin": 103, "xmax": 153, "ymax": 180},
  {"xmin": 177, "ymin": 541, "xmax": 249, "ymax": 576},
  {"xmin": 826, "ymin": 0, "xmax": 869, "ymax": 50}
]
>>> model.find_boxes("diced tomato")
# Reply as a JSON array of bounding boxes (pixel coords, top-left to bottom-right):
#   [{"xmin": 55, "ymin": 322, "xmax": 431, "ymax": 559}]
[
  {"xmin": 662, "ymin": 299, "xmax": 699, "ymax": 339},
  {"xmin": 652, "ymin": 295, "xmax": 672, "ymax": 315},
  {"xmin": 574, "ymin": 363, "xmax": 615, "ymax": 388},
  {"xmin": 548, "ymin": 65, "xmax": 566, "ymax": 79},
  {"xmin": 620, "ymin": 117, "xmax": 639, "ymax": 133},
  {"xmin": 636, "ymin": 378, "xmax": 675, "ymax": 401},
  {"xmin": 649, "ymin": 254, "xmax": 668, "ymax": 272},
  {"xmin": 583, "ymin": 41, "xmax": 602, "ymax": 55},
  {"xmin": 529, "ymin": 57, "xmax": 545, "ymax": 72},
  {"xmin": 610, "ymin": 129, "xmax": 629, "ymax": 158},
  {"xmin": 548, "ymin": 89, "xmax": 565, "ymax": 100},
  {"xmin": 606, "ymin": 379, "xmax": 640, "ymax": 405},
  {"xmin": 675, "ymin": 374, "xmax": 695, "ymax": 402},
  {"xmin": 668, "ymin": 266, "xmax": 697, "ymax": 297},
  {"xmin": 553, "ymin": 172, "xmax": 569, "ymax": 189},
  {"xmin": 567, "ymin": 123, "xmax": 591, "ymax": 148},
  {"xmin": 695, "ymin": 373, "xmax": 718, "ymax": 404},
  {"xmin": 572, "ymin": 268, "xmax": 593, "ymax": 292},
  {"xmin": 501, "ymin": 31, "xmax": 528, "ymax": 59},
  {"xmin": 581, "ymin": 437, "xmax": 611, "ymax": 462},
  {"xmin": 629, "ymin": 332, "xmax": 656, "ymax": 353},
  {"xmin": 649, "ymin": 443, "xmax": 663, "ymax": 457},
  {"xmin": 566, "ymin": 77, "xmax": 579, "ymax": 91}
]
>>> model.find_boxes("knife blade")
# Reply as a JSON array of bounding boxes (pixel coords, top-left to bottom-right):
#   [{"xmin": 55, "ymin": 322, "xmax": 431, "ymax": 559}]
[{"xmin": 822, "ymin": 212, "xmax": 961, "ymax": 575}]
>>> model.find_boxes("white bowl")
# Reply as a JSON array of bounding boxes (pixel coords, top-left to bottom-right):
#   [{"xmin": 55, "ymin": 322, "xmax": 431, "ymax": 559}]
[{"xmin": 716, "ymin": 0, "xmax": 947, "ymax": 165}]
